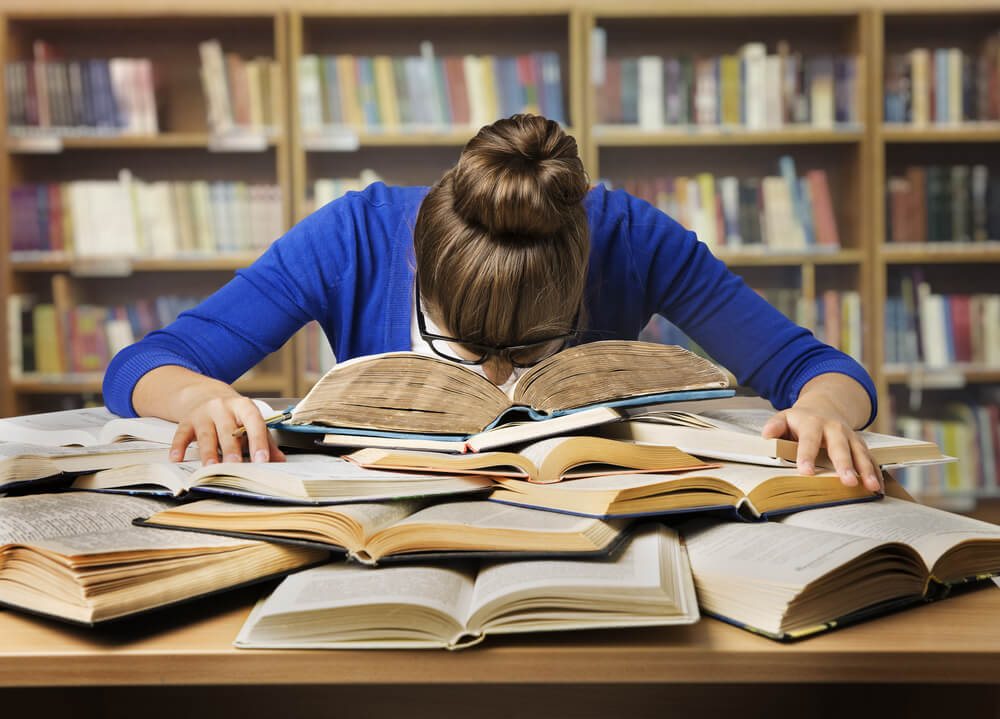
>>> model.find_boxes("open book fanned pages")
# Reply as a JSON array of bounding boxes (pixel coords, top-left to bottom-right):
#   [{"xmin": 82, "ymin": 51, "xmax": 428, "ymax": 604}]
[
  {"xmin": 488, "ymin": 462, "xmax": 879, "ymax": 519},
  {"xmin": 71, "ymin": 454, "xmax": 492, "ymax": 504},
  {"xmin": 345, "ymin": 437, "xmax": 713, "ymax": 484},
  {"xmin": 136, "ymin": 498, "xmax": 633, "ymax": 565},
  {"xmin": 605, "ymin": 407, "xmax": 950, "ymax": 469},
  {"xmin": 0, "ymin": 492, "xmax": 327, "ymax": 625},
  {"xmin": 680, "ymin": 496, "xmax": 1000, "ymax": 641},
  {"xmin": 282, "ymin": 341, "xmax": 733, "ymax": 439},
  {"xmin": 0, "ymin": 441, "xmax": 200, "ymax": 493},
  {"xmin": 233, "ymin": 523, "xmax": 699, "ymax": 650}
]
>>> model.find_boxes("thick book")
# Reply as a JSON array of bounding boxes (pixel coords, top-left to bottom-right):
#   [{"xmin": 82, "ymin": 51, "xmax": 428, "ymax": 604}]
[
  {"xmin": 488, "ymin": 462, "xmax": 879, "ymax": 520},
  {"xmin": 232, "ymin": 523, "xmax": 698, "ymax": 650},
  {"xmin": 71, "ymin": 454, "xmax": 493, "ymax": 505},
  {"xmin": 681, "ymin": 496, "xmax": 1000, "ymax": 641},
  {"xmin": 0, "ymin": 440, "xmax": 199, "ymax": 493},
  {"xmin": 280, "ymin": 341, "xmax": 733, "ymax": 440},
  {"xmin": 0, "ymin": 492, "xmax": 326, "ymax": 625},
  {"xmin": 601, "ymin": 407, "xmax": 950, "ymax": 469},
  {"xmin": 344, "ymin": 437, "xmax": 713, "ymax": 485},
  {"xmin": 136, "ymin": 497, "xmax": 633, "ymax": 565}
]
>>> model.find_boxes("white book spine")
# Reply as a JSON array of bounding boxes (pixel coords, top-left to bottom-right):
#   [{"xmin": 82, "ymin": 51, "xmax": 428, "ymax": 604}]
[
  {"xmin": 637, "ymin": 56, "xmax": 664, "ymax": 130},
  {"xmin": 741, "ymin": 43, "xmax": 766, "ymax": 130}
]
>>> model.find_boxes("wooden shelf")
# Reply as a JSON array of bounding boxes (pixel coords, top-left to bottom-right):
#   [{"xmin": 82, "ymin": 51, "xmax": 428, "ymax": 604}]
[
  {"xmin": 303, "ymin": 128, "xmax": 580, "ymax": 149},
  {"xmin": 594, "ymin": 126, "xmax": 865, "ymax": 146},
  {"xmin": 6, "ymin": 133, "xmax": 281, "ymax": 153},
  {"xmin": 716, "ymin": 249, "xmax": 864, "ymax": 266},
  {"xmin": 10, "ymin": 376, "xmax": 104, "ymax": 393},
  {"xmin": 883, "ymin": 365, "xmax": 1000, "ymax": 385},
  {"xmin": 880, "ymin": 243, "xmax": 1000, "ymax": 263},
  {"xmin": 881, "ymin": 124, "xmax": 1000, "ymax": 143},
  {"xmin": 10, "ymin": 254, "xmax": 264, "ymax": 273}
]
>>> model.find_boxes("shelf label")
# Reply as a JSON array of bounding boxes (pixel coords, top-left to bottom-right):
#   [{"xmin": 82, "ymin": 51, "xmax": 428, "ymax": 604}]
[
  {"xmin": 304, "ymin": 129, "xmax": 361, "ymax": 152},
  {"xmin": 7, "ymin": 135, "xmax": 63, "ymax": 153},
  {"xmin": 71, "ymin": 257, "xmax": 134, "ymax": 277},
  {"xmin": 209, "ymin": 132, "xmax": 269, "ymax": 152}
]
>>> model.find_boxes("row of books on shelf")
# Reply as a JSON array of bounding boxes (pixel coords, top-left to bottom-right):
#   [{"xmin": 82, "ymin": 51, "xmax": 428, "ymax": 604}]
[
  {"xmin": 310, "ymin": 170, "xmax": 382, "ymax": 213},
  {"xmin": 9, "ymin": 174, "xmax": 283, "ymax": 258},
  {"xmin": 639, "ymin": 289, "xmax": 862, "ymax": 365},
  {"xmin": 892, "ymin": 397, "xmax": 1000, "ymax": 500},
  {"xmin": 7, "ymin": 294, "xmax": 200, "ymax": 378},
  {"xmin": 884, "ymin": 35, "xmax": 1000, "ymax": 126},
  {"xmin": 885, "ymin": 273, "xmax": 1000, "ymax": 368},
  {"xmin": 886, "ymin": 165, "xmax": 1000, "ymax": 245},
  {"xmin": 297, "ymin": 44, "xmax": 566, "ymax": 136},
  {"xmin": 593, "ymin": 37, "xmax": 860, "ymax": 130},
  {"xmin": 198, "ymin": 40, "xmax": 282, "ymax": 136},
  {"xmin": 0, "ymin": 371, "xmax": 985, "ymax": 644},
  {"xmin": 605, "ymin": 158, "xmax": 839, "ymax": 252},
  {"xmin": 4, "ymin": 41, "xmax": 158, "ymax": 136}
]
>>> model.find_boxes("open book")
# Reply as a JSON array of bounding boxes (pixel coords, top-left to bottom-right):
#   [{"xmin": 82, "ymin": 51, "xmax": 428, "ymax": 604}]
[
  {"xmin": 0, "ymin": 492, "xmax": 326, "ymax": 625},
  {"xmin": 0, "ymin": 441, "xmax": 200, "ymax": 493},
  {"xmin": 681, "ymin": 496, "xmax": 1000, "ymax": 641},
  {"xmin": 604, "ymin": 407, "xmax": 949, "ymax": 468},
  {"xmin": 71, "ymin": 454, "xmax": 492, "ymax": 504},
  {"xmin": 345, "ymin": 437, "xmax": 713, "ymax": 484},
  {"xmin": 136, "ymin": 498, "xmax": 633, "ymax": 565},
  {"xmin": 488, "ymin": 462, "xmax": 879, "ymax": 519},
  {"xmin": 0, "ymin": 400, "xmax": 276, "ymax": 447},
  {"xmin": 281, "ymin": 341, "xmax": 732, "ymax": 439},
  {"xmin": 233, "ymin": 523, "xmax": 698, "ymax": 650}
]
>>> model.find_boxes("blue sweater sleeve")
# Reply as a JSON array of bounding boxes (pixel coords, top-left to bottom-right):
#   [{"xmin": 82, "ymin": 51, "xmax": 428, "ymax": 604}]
[
  {"xmin": 102, "ymin": 192, "xmax": 364, "ymax": 418},
  {"xmin": 615, "ymin": 191, "xmax": 877, "ymax": 427}
]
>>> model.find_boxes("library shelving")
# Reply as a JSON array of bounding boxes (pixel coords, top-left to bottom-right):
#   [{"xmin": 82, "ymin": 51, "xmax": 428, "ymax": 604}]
[{"xmin": 1, "ymin": 10, "xmax": 294, "ymax": 417}]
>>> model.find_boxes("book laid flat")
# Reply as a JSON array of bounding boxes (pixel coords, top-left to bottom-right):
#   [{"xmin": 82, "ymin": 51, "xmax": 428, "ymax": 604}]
[
  {"xmin": 0, "ymin": 400, "xmax": 276, "ymax": 448},
  {"xmin": 0, "ymin": 441, "xmax": 200, "ymax": 493},
  {"xmin": 232, "ymin": 523, "xmax": 698, "ymax": 650},
  {"xmin": 136, "ymin": 498, "xmax": 632, "ymax": 565},
  {"xmin": 680, "ymin": 496, "xmax": 1000, "ymax": 641},
  {"xmin": 488, "ymin": 462, "xmax": 879, "ymax": 519},
  {"xmin": 70, "ymin": 454, "xmax": 493, "ymax": 504},
  {"xmin": 280, "ymin": 341, "xmax": 733, "ymax": 440},
  {"xmin": 605, "ymin": 407, "xmax": 950, "ymax": 468},
  {"xmin": 0, "ymin": 492, "xmax": 327, "ymax": 625},
  {"xmin": 344, "ymin": 437, "xmax": 714, "ymax": 484}
]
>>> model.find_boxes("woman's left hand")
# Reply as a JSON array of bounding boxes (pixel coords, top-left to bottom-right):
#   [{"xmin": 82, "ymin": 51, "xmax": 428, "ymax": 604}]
[{"xmin": 760, "ymin": 374, "xmax": 882, "ymax": 493}]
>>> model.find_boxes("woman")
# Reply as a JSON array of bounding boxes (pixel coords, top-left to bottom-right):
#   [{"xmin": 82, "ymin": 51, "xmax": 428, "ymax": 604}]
[{"xmin": 103, "ymin": 114, "xmax": 881, "ymax": 492}]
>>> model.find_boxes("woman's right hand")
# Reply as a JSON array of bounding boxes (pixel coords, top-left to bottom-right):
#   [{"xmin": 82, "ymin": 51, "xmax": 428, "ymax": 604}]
[{"xmin": 132, "ymin": 365, "xmax": 286, "ymax": 466}]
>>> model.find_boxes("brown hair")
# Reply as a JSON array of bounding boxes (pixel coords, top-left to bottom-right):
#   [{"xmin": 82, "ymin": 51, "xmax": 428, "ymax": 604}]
[{"xmin": 413, "ymin": 114, "xmax": 589, "ymax": 347}]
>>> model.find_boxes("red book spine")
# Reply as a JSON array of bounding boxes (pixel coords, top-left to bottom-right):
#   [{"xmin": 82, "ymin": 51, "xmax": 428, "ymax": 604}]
[
  {"xmin": 949, "ymin": 295, "xmax": 972, "ymax": 363},
  {"xmin": 807, "ymin": 170, "xmax": 840, "ymax": 247},
  {"xmin": 47, "ymin": 183, "xmax": 63, "ymax": 252},
  {"xmin": 444, "ymin": 57, "xmax": 470, "ymax": 126}
]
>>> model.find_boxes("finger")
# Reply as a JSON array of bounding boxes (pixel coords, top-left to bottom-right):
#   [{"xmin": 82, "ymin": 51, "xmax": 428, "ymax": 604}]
[
  {"xmin": 761, "ymin": 412, "xmax": 789, "ymax": 439},
  {"xmin": 850, "ymin": 436, "xmax": 882, "ymax": 492},
  {"xmin": 793, "ymin": 417, "xmax": 823, "ymax": 475},
  {"xmin": 194, "ymin": 421, "xmax": 221, "ymax": 466},
  {"xmin": 267, "ymin": 431, "xmax": 287, "ymax": 462},
  {"xmin": 824, "ymin": 423, "xmax": 858, "ymax": 487},
  {"xmin": 234, "ymin": 399, "xmax": 271, "ymax": 463},
  {"xmin": 208, "ymin": 402, "xmax": 243, "ymax": 463},
  {"xmin": 170, "ymin": 422, "xmax": 195, "ymax": 462}
]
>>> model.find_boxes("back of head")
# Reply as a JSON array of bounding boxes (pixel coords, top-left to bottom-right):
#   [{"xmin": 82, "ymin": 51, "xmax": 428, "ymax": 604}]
[{"xmin": 414, "ymin": 114, "xmax": 589, "ymax": 346}]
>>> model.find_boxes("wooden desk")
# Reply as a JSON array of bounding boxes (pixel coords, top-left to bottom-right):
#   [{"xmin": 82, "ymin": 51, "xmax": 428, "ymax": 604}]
[{"xmin": 2, "ymin": 581, "xmax": 999, "ymax": 719}]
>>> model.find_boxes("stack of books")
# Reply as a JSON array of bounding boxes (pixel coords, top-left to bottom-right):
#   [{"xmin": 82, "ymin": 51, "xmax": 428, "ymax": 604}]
[{"xmin": 0, "ymin": 341, "xmax": 994, "ymax": 647}]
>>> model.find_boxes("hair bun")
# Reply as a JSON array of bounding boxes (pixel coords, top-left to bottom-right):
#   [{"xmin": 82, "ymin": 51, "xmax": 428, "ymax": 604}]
[{"xmin": 450, "ymin": 114, "xmax": 588, "ymax": 237}]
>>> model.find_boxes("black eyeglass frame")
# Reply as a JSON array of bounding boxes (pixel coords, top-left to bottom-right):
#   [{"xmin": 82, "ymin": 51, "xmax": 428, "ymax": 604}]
[{"xmin": 414, "ymin": 274, "xmax": 581, "ymax": 368}]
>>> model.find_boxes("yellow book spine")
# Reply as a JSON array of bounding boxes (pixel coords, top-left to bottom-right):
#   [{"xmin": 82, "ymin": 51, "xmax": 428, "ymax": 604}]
[
  {"xmin": 720, "ymin": 55, "xmax": 741, "ymax": 126},
  {"xmin": 337, "ymin": 55, "xmax": 364, "ymax": 128},
  {"xmin": 373, "ymin": 55, "xmax": 400, "ymax": 130},
  {"xmin": 480, "ymin": 56, "xmax": 499, "ymax": 123}
]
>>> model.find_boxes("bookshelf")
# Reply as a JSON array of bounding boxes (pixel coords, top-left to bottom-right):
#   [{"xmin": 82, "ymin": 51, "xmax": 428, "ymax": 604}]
[
  {"xmin": 0, "ymin": 10, "xmax": 295, "ymax": 417},
  {"xmin": 1, "ymin": 1, "xmax": 998, "ymax": 514}
]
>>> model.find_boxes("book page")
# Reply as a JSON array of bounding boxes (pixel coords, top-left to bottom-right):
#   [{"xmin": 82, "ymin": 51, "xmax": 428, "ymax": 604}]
[
  {"xmin": 32, "ymin": 524, "xmax": 253, "ymax": 557},
  {"xmin": 779, "ymin": 496, "xmax": 1000, "ymax": 569},
  {"xmin": 241, "ymin": 561, "xmax": 477, "ymax": 643},
  {"xmin": 0, "ymin": 492, "xmax": 174, "ymax": 544},
  {"xmin": 0, "ymin": 440, "xmax": 194, "ymax": 460},
  {"xmin": 0, "ymin": 406, "xmax": 117, "ymax": 446},
  {"xmin": 392, "ymin": 500, "xmax": 616, "ymax": 534}
]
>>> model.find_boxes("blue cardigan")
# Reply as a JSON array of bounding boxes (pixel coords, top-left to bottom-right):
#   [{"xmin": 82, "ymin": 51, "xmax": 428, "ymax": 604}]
[{"xmin": 103, "ymin": 182, "xmax": 877, "ymax": 424}]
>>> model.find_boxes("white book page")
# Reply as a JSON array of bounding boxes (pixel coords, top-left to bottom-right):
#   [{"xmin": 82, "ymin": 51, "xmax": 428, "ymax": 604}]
[
  {"xmin": 0, "ymin": 492, "xmax": 173, "ymax": 544},
  {"xmin": 516, "ymin": 436, "xmax": 570, "ymax": 468},
  {"xmin": 0, "ymin": 407, "xmax": 116, "ymax": 446},
  {"xmin": 0, "ymin": 441, "xmax": 170, "ymax": 459},
  {"xmin": 241, "ymin": 562, "xmax": 476, "ymax": 643},
  {"xmin": 780, "ymin": 496, "xmax": 1000, "ymax": 569},
  {"xmin": 33, "ymin": 523, "xmax": 252, "ymax": 556},
  {"xmin": 395, "ymin": 500, "xmax": 609, "ymax": 534}
]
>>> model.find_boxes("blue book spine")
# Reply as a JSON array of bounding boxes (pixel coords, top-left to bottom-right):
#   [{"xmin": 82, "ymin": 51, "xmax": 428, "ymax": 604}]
[
  {"xmin": 934, "ymin": 49, "xmax": 949, "ymax": 124},
  {"xmin": 322, "ymin": 56, "xmax": 342, "ymax": 124},
  {"xmin": 541, "ymin": 52, "xmax": 565, "ymax": 125},
  {"xmin": 356, "ymin": 57, "xmax": 379, "ymax": 127},
  {"xmin": 778, "ymin": 155, "xmax": 808, "ymax": 246},
  {"xmin": 500, "ymin": 56, "xmax": 521, "ymax": 117},
  {"xmin": 798, "ymin": 176, "xmax": 816, "ymax": 246},
  {"xmin": 621, "ymin": 57, "xmax": 639, "ymax": 125}
]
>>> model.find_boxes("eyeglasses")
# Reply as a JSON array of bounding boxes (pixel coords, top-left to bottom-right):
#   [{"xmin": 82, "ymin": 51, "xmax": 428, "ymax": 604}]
[{"xmin": 414, "ymin": 274, "xmax": 580, "ymax": 368}]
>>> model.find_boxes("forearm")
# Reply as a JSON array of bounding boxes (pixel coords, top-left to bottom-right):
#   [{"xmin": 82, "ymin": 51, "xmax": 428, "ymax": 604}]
[
  {"xmin": 793, "ymin": 372, "xmax": 873, "ymax": 430},
  {"xmin": 132, "ymin": 365, "xmax": 241, "ymax": 422}
]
